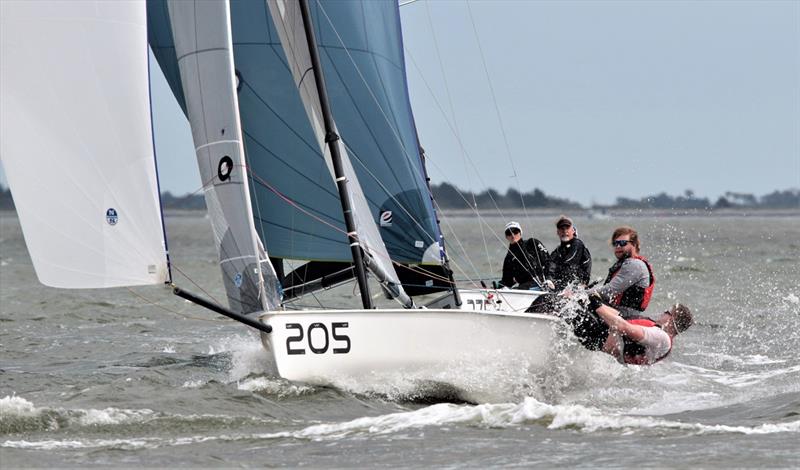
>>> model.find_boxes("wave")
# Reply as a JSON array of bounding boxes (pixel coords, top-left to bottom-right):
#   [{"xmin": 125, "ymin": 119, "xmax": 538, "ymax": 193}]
[
  {"xmin": 0, "ymin": 395, "xmax": 277, "ymax": 436},
  {"xmin": 4, "ymin": 397, "xmax": 797, "ymax": 450}
]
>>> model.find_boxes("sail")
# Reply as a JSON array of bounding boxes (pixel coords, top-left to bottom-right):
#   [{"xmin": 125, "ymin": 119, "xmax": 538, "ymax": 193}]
[
  {"xmin": 0, "ymin": 0, "xmax": 169, "ymax": 289},
  {"xmin": 265, "ymin": 0, "xmax": 414, "ymax": 305},
  {"xmin": 149, "ymin": 0, "xmax": 449, "ymax": 293},
  {"xmin": 228, "ymin": 0, "xmax": 441, "ymax": 266},
  {"xmin": 166, "ymin": 0, "xmax": 280, "ymax": 313}
]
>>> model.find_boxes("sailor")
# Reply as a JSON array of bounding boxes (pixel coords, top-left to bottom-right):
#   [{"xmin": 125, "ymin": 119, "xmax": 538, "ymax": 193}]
[
  {"xmin": 548, "ymin": 215, "xmax": 592, "ymax": 291},
  {"xmin": 572, "ymin": 294, "xmax": 693, "ymax": 365},
  {"xmin": 589, "ymin": 226, "xmax": 654, "ymax": 319},
  {"xmin": 499, "ymin": 221, "xmax": 550, "ymax": 290}
]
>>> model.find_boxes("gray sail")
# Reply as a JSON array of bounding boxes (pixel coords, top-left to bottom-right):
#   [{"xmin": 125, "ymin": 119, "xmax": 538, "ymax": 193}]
[{"xmin": 166, "ymin": 0, "xmax": 280, "ymax": 313}]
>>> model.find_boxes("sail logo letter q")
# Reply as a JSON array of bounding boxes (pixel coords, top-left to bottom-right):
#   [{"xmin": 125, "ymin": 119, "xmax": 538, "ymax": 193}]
[
  {"xmin": 218, "ymin": 156, "xmax": 234, "ymax": 182},
  {"xmin": 106, "ymin": 208, "xmax": 118, "ymax": 226}
]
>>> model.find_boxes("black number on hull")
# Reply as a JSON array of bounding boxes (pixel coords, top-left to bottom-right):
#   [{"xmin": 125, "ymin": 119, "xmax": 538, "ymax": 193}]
[
  {"xmin": 307, "ymin": 323, "xmax": 329, "ymax": 354},
  {"xmin": 286, "ymin": 323, "xmax": 305, "ymax": 355},
  {"xmin": 332, "ymin": 322, "xmax": 350, "ymax": 354},
  {"xmin": 284, "ymin": 322, "xmax": 350, "ymax": 355},
  {"xmin": 466, "ymin": 299, "xmax": 488, "ymax": 310}
]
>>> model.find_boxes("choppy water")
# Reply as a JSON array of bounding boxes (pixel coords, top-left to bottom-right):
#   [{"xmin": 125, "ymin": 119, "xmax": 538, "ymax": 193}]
[{"xmin": 1, "ymin": 211, "xmax": 799, "ymax": 467}]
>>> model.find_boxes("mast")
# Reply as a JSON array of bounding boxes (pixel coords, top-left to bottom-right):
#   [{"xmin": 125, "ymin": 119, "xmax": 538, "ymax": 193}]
[{"xmin": 298, "ymin": 0, "xmax": 372, "ymax": 309}]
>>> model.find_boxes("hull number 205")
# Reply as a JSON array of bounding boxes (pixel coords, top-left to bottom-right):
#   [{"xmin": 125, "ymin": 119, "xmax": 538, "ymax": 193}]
[{"xmin": 286, "ymin": 322, "xmax": 351, "ymax": 355}]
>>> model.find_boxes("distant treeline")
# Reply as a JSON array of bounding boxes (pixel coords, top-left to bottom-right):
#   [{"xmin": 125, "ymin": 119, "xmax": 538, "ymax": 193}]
[
  {"xmin": 0, "ymin": 186, "xmax": 797, "ymax": 211},
  {"xmin": 608, "ymin": 189, "xmax": 800, "ymax": 210},
  {"xmin": 431, "ymin": 183, "xmax": 582, "ymax": 209}
]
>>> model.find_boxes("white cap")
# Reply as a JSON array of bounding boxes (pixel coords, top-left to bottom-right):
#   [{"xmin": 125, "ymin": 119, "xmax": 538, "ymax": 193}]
[{"xmin": 504, "ymin": 221, "xmax": 522, "ymax": 233}]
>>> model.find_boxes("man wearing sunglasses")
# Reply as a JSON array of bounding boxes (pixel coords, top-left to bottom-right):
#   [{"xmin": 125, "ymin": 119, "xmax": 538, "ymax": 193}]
[
  {"xmin": 547, "ymin": 215, "xmax": 592, "ymax": 291},
  {"xmin": 573, "ymin": 294, "xmax": 693, "ymax": 365},
  {"xmin": 588, "ymin": 226, "xmax": 655, "ymax": 319},
  {"xmin": 499, "ymin": 221, "xmax": 550, "ymax": 290}
]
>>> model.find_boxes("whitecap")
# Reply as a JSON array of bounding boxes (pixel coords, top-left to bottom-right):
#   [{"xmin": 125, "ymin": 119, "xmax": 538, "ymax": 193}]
[
  {"xmin": 245, "ymin": 397, "xmax": 800, "ymax": 441},
  {"xmin": 237, "ymin": 377, "xmax": 314, "ymax": 397},
  {"xmin": 0, "ymin": 396, "xmax": 37, "ymax": 417},
  {"xmin": 182, "ymin": 379, "xmax": 206, "ymax": 389}
]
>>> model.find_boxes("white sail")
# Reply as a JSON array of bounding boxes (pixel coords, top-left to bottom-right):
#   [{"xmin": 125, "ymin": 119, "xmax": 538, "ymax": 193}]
[
  {"xmin": 166, "ymin": 0, "xmax": 280, "ymax": 313},
  {"xmin": 266, "ymin": 0, "xmax": 411, "ymax": 305},
  {"xmin": 0, "ymin": 0, "xmax": 169, "ymax": 288}
]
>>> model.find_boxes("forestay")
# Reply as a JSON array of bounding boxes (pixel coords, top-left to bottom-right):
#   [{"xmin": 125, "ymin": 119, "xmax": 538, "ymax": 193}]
[
  {"xmin": 166, "ymin": 0, "xmax": 281, "ymax": 313},
  {"xmin": 266, "ymin": 0, "xmax": 411, "ymax": 305},
  {"xmin": 0, "ymin": 0, "xmax": 169, "ymax": 288}
]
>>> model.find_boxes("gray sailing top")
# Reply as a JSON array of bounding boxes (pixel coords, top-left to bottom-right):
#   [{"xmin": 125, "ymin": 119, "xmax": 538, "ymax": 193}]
[{"xmin": 591, "ymin": 257, "xmax": 651, "ymax": 319}]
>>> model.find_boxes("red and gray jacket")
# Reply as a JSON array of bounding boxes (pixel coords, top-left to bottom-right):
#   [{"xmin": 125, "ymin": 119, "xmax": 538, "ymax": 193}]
[{"xmin": 603, "ymin": 255, "xmax": 655, "ymax": 312}]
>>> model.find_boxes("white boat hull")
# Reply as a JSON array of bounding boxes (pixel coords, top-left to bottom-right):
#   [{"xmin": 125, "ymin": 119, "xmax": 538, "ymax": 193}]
[{"xmin": 259, "ymin": 309, "xmax": 560, "ymax": 389}]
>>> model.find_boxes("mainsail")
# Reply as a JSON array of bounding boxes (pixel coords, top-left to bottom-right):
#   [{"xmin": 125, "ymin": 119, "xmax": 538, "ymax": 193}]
[
  {"xmin": 166, "ymin": 0, "xmax": 280, "ymax": 313},
  {"xmin": 228, "ymin": 0, "xmax": 442, "ymax": 266},
  {"xmin": 266, "ymin": 0, "xmax": 413, "ymax": 307},
  {"xmin": 0, "ymin": 0, "xmax": 169, "ymax": 288}
]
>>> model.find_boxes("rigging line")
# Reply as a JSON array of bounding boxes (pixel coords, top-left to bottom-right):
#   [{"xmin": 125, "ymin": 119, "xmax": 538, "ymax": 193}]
[
  {"xmin": 422, "ymin": 155, "xmax": 545, "ymax": 286},
  {"xmin": 404, "ymin": 52, "xmax": 511, "ymax": 221},
  {"xmin": 313, "ymin": 1, "xmax": 476, "ymax": 284},
  {"xmin": 248, "ymin": 169, "xmax": 347, "ymax": 234},
  {"xmin": 247, "ymin": 164, "xmax": 458, "ymax": 285},
  {"xmin": 341, "ymin": 140, "xmax": 437, "ymax": 245},
  {"xmin": 422, "ymin": 0, "xmax": 494, "ymax": 276},
  {"xmin": 319, "ymin": 48, "xmax": 409, "ymax": 201},
  {"xmin": 170, "ymin": 262, "xmax": 223, "ymax": 306},
  {"xmin": 252, "ymin": 154, "xmax": 463, "ymax": 285},
  {"xmin": 465, "ymin": 0, "xmax": 531, "ymax": 229},
  {"xmin": 314, "ymin": 2, "xmax": 423, "ymax": 180},
  {"xmin": 393, "ymin": 262, "xmax": 454, "ymax": 285},
  {"xmin": 126, "ymin": 287, "xmax": 225, "ymax": 323},
  {"xmin": 311, "ymin": 32, "xmax": 444, "ymax": 254},
  {"xmin": 431, "ymin": 199, "xmax": 485, "ymax": 285}
]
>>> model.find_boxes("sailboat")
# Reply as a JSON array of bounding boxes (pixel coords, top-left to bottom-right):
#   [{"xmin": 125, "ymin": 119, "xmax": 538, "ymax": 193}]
[{"xmin": 1, "ymin": 0, "xmax": 557, "ymax": 388}]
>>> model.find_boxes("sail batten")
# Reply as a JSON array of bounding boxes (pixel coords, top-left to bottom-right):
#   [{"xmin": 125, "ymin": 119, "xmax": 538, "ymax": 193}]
[{"xmin": 1, "ymin": 0, "xmax": 169, "ymax": 289}]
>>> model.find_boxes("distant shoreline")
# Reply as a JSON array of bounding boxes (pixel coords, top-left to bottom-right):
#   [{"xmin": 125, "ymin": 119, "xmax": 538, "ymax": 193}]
[
  {"xmin": 436, "ymin": 207, "xmax": 800, "ymax": 218},
  {"xmin": 1, "ymin": 208, "xmax": 798, "ymax": 219}
]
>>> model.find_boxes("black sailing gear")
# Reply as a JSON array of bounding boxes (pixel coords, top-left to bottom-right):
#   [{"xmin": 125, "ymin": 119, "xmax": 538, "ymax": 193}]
[
  {"xmin": 548, "ymin": 237, "xmax": 592, "ymax": 291},
  {"xmin": 500, "ymin": 238, "xmax": 550, "ymax": 289}
]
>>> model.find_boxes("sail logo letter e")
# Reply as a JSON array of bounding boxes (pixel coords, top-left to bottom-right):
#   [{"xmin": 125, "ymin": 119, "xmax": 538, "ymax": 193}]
[
  {"xmin": 379, "ymin": 210, "xmax": 393, "ymax": 227},
  {"xmin": 105, "ymin": 208, "xmax": 118, "ymax": 226}
]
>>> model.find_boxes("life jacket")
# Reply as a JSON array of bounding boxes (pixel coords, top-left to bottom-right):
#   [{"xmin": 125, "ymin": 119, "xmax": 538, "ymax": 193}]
[
  {"xmin": 604, "ymin": 255, "xmax": 655, "ymax": 311},
  {"xmin": 622, "ymin": 317, "xmax": 672, "ymax": 365}
]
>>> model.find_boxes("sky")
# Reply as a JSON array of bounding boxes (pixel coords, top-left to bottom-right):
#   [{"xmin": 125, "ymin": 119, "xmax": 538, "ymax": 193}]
[{"xmin": 2, "ymin": 0, "xmax": 797, "ymax": 206}]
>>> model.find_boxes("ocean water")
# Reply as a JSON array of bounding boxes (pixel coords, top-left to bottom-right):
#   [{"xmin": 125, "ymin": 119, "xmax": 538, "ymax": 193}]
[{"xmin": 1, "ymin": 211, "xmax": 798, "ymax": 467}]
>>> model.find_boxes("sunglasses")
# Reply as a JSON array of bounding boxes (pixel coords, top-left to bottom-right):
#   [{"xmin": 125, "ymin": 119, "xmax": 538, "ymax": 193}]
[
  {"xmin": 505, "ymin": 229, "xmax": 520, "ymax": 237},
  {"xmin": 612, "ymin": 239, "xmax": 631, "ymax": 247}
]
